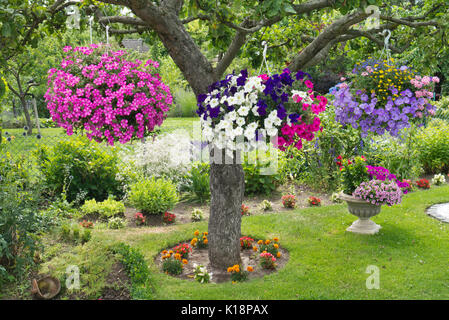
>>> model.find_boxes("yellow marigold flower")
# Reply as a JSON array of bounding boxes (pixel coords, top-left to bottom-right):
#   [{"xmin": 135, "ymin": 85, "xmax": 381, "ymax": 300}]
[
  {"xmin": 262, "ymin": 250, "xmax": 267, "ymax": 254},
  {"xmin": 194, "ymin": 230, "xmax": 200, "ymax": 236},
  {"xmin": 277, "ymin": 252, "xmax": 281, "ymax": 258},
  {"xmin": 257, "ymin": 240, "xmax": 263, "ymax": 245},
  {"xmin": 169, "ymin": 250, "xmax": 174, "ymax": 254},
  {"xmin": 265, "ymin": 239, "xmax": 271, "ymax": 245},
  {"xmin": 274, "ymin": 244, "xmax": 279, "ymax": 249},
  {"xmin": 174, "ymin": 253, "xmax": 181, "ymax": 260},
  {"xmin": 247, "ymin": 266, "xmax": 254, "ymax": 272},
  {"xmin": 162, "ymin": 250, "xmax": 168, "ymax": 254},
  {"xmin": 252, "ymin": 246, "xmax": 258, "ymax": 252},
  {"xmin": 182, "ymin": 259, "xmax": 188, "ymax": 264}
]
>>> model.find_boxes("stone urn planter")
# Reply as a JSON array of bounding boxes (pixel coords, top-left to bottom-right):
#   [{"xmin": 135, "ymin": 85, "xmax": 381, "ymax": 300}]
[{"xmin": 339, "ymin": 193, "xmax": 382, "ymax": 235}]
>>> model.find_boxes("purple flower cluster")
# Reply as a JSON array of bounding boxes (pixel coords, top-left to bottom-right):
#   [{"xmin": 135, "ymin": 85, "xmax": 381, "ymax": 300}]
[
  {"xmin": 353, "ymin": 179, "xmax": 402, "ymax": 206},
  {"xmin": 333, "ymin": 86, "xmax": 435, "ymax": 137},
  {"xmin": 196, "ymin": 69, "xmax": 313, "ymax": 123},
  {"xmin": 366, "ymin": 165, "xmax": 410, "ymax": 194}
]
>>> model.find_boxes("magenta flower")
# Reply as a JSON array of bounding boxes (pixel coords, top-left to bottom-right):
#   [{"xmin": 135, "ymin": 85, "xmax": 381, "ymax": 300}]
[{"xmin": 45, "ymin": 44, "xmax": 172, "ymax": 145}]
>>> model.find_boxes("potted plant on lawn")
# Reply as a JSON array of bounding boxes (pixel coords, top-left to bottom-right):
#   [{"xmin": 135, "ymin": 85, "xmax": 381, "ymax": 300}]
[{"xmin": 337, "ymin": 155, "xmax": 408, "ymax": 234}]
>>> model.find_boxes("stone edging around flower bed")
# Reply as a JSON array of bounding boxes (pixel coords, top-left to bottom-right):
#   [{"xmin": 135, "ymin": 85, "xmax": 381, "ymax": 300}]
[
  {"xmin": 154, "ymin": 240, "xmax": 289, "ymax": 284},
  {"xmin": 426, "ymin": 203, "xmax": 449, "ymax": 223}
]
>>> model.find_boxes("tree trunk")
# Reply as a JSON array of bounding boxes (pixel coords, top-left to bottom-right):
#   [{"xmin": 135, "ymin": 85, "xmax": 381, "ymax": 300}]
[
  {"xmin": 19, "ymin": 97, "xmax": 33, "ymax": 135},
  {"xmin": 208, "ymin": 150, "xmax": 245, "ymax": 270}
]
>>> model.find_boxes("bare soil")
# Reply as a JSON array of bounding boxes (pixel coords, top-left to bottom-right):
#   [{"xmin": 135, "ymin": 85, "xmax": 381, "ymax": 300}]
[{"xmin": 99, "ymin": 262, "xmax": 131, "ymax": 300}]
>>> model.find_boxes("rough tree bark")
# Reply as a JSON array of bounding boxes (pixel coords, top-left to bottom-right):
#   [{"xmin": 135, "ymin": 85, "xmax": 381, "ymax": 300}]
[{"xmin": 208, "ymin": 150, "xmax": 245, "ymax": 269}]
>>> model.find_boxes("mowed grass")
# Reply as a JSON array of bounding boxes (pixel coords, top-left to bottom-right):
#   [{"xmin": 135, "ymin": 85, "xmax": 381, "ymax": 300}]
[
  {"xmin": 94, "ymin": 185, "xmax": 449, "ymax": 300},
  {"xmin": 1, "ymin": 117, "xmax": 199, "ymax": 157}
]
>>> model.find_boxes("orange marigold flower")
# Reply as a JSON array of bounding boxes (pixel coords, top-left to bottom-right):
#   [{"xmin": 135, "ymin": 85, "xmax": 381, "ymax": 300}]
[
  {"xmin": 194, "ymin": 230, "xmax": 200, "ymax": 236},
  {"xmin": 174, "ymin": 253, "xmax": 181, "ymax": 260},
  {"xmin": 265, "ymin": 239, "xmax": 271, "ymax": 245},
  {"xmin": 182, "ymin": 259, "xmax": 188, "ymax": 264},
  {"xmin": 227, "ymin": 267, "xmax": 233, "ymax": 273},
  {"xmin": 252, "ymin": 246, "xmax": 258, "ymax": 252},
  {"xmin": 257, "ymin": 240, "xmax": 263, "ymax": 245},
  {"xmin": 162, "ymin": 250, "xmax": 168, "ymax": 254},
  {"xmin": 276, "ymin": 252, "xmax": 281, "ymax": 258},
  {"xmin": 273, "ymin": 237, "xmax": 279, "ymax": 242},
  {"xmin": 273, "ymin": 244, "xmax": 279, "ymax": 249},
  {"xmin": 247, "ymin": 266, "xmax": 254, "ymax": 272},
  {"xmin": 204, "ymin": 239, "xmax": 208, "ymax": 244},
  {"xmin": 204, "ymin": 232, "xmax": 208, "ymax": 235},
  {"xmin": 169, "ymin": 250, "xmax": 174, "ymax": 254}
]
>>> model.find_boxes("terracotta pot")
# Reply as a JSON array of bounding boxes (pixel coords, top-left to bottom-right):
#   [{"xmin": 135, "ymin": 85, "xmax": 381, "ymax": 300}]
[
  {"xmin": 339, "ymin": 193, "xmax": 382, "ymax": 235},
  {"xmin": 31, "ymin": 276, "xmax": 61, "ymax": 299}
]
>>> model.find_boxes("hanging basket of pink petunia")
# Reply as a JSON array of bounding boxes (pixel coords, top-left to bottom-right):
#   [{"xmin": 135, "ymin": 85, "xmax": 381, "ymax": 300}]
[{"xmin": 45, "ymin": 44, "xmax": 172, "ymax": 145}]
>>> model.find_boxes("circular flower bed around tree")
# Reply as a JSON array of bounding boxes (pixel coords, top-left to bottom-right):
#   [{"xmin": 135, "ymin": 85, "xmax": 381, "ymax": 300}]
[
  {"xmin": 156, "ymin": 232, "xmax": 288, "ymax": 283},
  {"xmin": 196, "ymin": 69, "xmax": 328, "ymax": 154},
  {"xmin": 332, "ymin": 58, "xmax": 437, "ymax": 137},
  {"xmin": 45, "ymin": 44, "xmax": 172, "ymax": 145}
]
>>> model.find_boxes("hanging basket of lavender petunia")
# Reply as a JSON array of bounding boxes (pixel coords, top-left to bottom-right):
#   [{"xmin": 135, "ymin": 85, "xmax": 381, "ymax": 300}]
[
  {"xmin": 331, "ymin": 58, "xmax": 438, "ymax": 137},
  {"xmin": 196, "ymin": 68, "xmax": 328, "ymax": 155},
  {"xmin": 45, "ymin": 44, "xmax": 173, "ymax": 145}
]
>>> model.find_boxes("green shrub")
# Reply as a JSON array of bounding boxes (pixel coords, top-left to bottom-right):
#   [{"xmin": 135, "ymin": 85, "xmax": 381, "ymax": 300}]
[
  {"xmin": 180, "ymin": 162, "xmax": 210, "ymax": 203},
  {"xmin": 434, "ymin": 96, "xmax": 449, "ymax": 122},
  {"xmin": 111, "ymin": 243, "xmax": 149, "ymax": 285},
  {"xmin": 58, "ymin": 222, "xmax": 92, "ymax": 244},
  {"xmin": 363, "ymin": 129, "xmax": 422, "ymax": 180},
  {"xmin": 168, "ymin": 89, "xmax": 198, "ymax": 117},
  {"xmin": 129, "ymin": 177, "xmax": 178, "ymax": 214},
  {"xmin": 162, "ymin": 257, "xmax": 183, "ymax": 275},
  {"xmin": 243, "ymin": 152, "xmax": 281, "ymax": 196},
  {"xmin": 107, "ymin": 217, "xmax": 127, "ymax": 229},
  {"xmin": 416, "ymin": 121, "xmax": 449, "ymax": 174},
  {"xmin": 80, "ymin": 198, "xmax": 125, "ymax": 220},
  {"xmin": 34, "ymin": 135, "xmax": 124, "ymax": 202},
  {"xmin": 111, "ymin": 243, "xmax": 152, "ymax": 299},
  {"xmin": 0, "ymin": 155, "xmax": 41, "ymax": 283},
  {"xmin": 81, "ymin": 229, "xmax": 92, "ymax": 244},
  {"xmin": 296, "ymin": 104, "xmax": 361, "ymax": 191}
]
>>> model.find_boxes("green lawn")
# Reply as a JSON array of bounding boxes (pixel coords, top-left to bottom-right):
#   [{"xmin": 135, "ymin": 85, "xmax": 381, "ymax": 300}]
[
  {"xmin": 94, "ymin": 185, "xmax": 449, "ymax": 300},
  {"xmin": 2, "ymin": 117, "xmax": 199, "ymax": 157}
]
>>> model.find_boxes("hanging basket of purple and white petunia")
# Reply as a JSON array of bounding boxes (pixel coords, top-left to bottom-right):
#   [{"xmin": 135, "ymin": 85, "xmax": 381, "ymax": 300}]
[
  {"xmin": 331, "ymin": 58, "xmax": 438, "ymax": 137},
  {"xmin": 45, "ymin": 44, "xmax": 172, "ymax": 145},
  {"xmin": 196, "ymin": 69, "xmax": 328, "ymax": 155}
]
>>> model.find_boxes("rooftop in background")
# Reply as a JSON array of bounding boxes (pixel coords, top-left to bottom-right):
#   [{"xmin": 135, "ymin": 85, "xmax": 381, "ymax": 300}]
[{"xmin": 121, "ymin": 39, "xmax": 149, "ymax": 53}]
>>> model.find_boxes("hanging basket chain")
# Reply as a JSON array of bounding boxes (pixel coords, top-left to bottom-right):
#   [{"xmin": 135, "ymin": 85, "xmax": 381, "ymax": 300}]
[{"xmin": 258, "ymin": 41, "xmax": 271, "ymax": 75}]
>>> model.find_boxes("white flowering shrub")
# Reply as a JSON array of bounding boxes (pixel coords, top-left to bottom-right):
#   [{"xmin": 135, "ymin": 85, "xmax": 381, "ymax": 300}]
[
  {"xmin": 331, "ymin": 192, "xmax": 343, "ymax": 203},
  {"xmin": 191, "ymin": 208, "xmax": 204, "ymax": 222},
  {"xmin": 259, "ymin": 200, "xmax": 273, "ymax": 211},
  {"xmin": 431, "ymin": 173, "xmax": 446, "ymax": 186},
  {"xmin": 193, "ymin": 264, "xmax": 212, "ymax": 283},
  {"xmin": 121, "ymin": 130, "xmax": 193, "ymax": 183}
]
